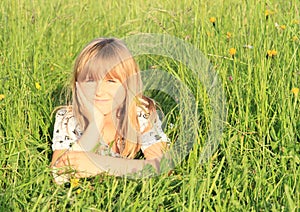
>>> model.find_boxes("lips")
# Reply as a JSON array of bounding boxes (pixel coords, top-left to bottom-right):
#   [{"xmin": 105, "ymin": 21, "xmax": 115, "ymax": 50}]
[{"xmin": 94, "ymin": 98, "xmax": 110, "ymax": 102}]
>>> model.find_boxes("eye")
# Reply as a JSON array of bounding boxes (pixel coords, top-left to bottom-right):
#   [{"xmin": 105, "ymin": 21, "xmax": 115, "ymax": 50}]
[
  {"xmin": 107, "ymin": 79, "xmax": 117, "ymax": 83},
  {"xmin": 85, "ymin": 77, "xmax": 95, "ymax": 82}
]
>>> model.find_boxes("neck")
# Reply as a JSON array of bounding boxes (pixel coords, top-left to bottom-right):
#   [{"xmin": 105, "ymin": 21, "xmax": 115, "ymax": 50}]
[
  {"xmin": 103, "ymin": 110, "xmax": 116, "ymax": 126},
  {"xmin": 101, "ymin": 111, "xmax": 119, "ymax": 148}
]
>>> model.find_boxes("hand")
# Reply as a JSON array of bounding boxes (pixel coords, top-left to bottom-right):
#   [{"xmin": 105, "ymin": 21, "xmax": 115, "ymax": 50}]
[
  {"xmin": 54, "ymin": 151, "xmax": 101, "ymax": 178},
  {"xmin": 143, "ymin": 142, "xmax": 167, "ymax": 160},
  {"xmin": 76, "ymin": 82, "xmax": 104, "ymax": 128}
]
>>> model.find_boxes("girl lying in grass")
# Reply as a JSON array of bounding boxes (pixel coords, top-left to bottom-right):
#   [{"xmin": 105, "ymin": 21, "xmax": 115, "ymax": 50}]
[{"xmin": 51, "ymin": 38, "xmax": 169, "ymax": 184}]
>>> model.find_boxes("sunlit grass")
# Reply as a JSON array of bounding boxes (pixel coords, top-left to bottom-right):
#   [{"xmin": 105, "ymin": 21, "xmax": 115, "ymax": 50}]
[{"xmin": 0, "ymin": 0, "xmax": 299, "ymax": 211}]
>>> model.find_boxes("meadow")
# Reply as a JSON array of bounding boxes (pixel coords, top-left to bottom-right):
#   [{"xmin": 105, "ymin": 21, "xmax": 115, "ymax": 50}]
[{"xmin": 0, "ymin": 0, "xmax": 299, "ymax": 211}]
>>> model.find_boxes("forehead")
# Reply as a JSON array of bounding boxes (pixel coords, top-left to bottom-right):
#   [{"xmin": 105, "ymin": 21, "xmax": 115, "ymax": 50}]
[
  {"xmin": 76, "ymin": 45, "xmax": 133, "ymax": 82},
  {"xmin": 77, "ymin": 62, "xmax": 125, "ymax": 82}
]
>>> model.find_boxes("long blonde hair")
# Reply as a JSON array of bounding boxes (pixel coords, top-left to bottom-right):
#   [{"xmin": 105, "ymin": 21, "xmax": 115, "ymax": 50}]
[{"xmin": 72, "ymin": 38, "xmax": 155, "ymax": 158}]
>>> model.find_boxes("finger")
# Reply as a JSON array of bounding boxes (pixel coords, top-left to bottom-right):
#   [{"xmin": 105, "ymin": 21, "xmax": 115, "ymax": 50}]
[
  {"xmin": 77, "ymin": 83, "xmax": 99, "ymax": 113},
  {"xmin": 55, "ymin": 158, "xmax": 69, "ymax": 168},
  {"xmin": 75, "ymin": 171, "xmax": 92, "ymax": 179},
  {"xmin": 78, "ymin": 81, "xmax": 97, "ymax": 100},
  {"xmin": 76, "ymin": 83, "xmax": 88, "ymax": 107},
  {"xmin": 56, "ymin": 152, "xmax": 74, "ymax": 167},
  {"xmin": 76, "ymin": 85, "xmax": 94, "ymax": 117}
]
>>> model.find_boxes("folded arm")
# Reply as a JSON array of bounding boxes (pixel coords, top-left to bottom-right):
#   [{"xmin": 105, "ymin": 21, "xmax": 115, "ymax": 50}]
[{"xmin": 52, "ymin": 149, "xmax": 160, "ymax": 179}]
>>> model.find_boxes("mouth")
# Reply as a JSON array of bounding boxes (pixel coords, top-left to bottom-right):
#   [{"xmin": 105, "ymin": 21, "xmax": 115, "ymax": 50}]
[{"xmin": 94, "ymin": 98, "xmax": 110, "ymax": 103}]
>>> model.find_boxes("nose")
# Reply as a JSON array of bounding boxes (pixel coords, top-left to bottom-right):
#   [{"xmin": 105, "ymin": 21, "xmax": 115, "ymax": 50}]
[{"xmin": 95, "ymin": 80, "xmax": 104, "ymax": 96}]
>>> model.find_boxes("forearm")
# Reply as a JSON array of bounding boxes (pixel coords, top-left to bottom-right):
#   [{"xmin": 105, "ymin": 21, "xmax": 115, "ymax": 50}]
[{"xmin": 87, "ymin": 152, "xmax": 157, "ymax": 176}]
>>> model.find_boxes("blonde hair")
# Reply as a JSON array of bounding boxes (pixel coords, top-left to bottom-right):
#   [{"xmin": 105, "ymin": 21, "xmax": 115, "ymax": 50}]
[{"xmin": 72, "ymin": 38, "xmax": 156, "ymax": 159}]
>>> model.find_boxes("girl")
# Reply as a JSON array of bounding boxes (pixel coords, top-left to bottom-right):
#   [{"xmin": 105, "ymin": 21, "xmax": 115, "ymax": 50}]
[{"xmin": 51, "ymin": 38, "xmax": 169, "ymax": 183}]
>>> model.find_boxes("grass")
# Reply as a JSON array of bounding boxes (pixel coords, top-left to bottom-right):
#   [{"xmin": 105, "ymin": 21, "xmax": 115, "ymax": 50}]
[{"xmin": 0, "ymin": 0, "xmax": 299, "ymax": 211}]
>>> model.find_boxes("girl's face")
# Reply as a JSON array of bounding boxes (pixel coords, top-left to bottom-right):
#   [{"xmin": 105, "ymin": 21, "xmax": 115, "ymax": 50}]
[
  {"xmin": 79, "ymin": 75, "xmax": 126, "ymax": 116},
  {"xmin": 94, "ymin": 76, "xmax": 126, "ymax": 115}
]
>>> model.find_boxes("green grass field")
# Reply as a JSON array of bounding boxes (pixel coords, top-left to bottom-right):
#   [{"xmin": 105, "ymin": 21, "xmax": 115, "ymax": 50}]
[{"xmin": 0, "ymin": 0, "xmax": 299, "ymax": 211}]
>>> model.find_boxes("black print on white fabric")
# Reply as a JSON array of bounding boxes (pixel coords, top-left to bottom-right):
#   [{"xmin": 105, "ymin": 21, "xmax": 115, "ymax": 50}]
[
  {"xmin": 57, "ymin": 110, "xmax": 67, "ymax": 116},
  {"xmin": 143, "ymin": 113, "xmax": 150, "ymax": 119},
  {"xmin": 155, "ymin": 135, "xmax": 162, "ymax": 140},
  {"xmin": 65, "ymin": 136, "xmax": 70, "ymax": 141}
]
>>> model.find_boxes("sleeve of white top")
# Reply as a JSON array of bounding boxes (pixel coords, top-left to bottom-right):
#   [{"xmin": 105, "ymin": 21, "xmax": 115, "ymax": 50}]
[
  {"xmin": 139, "ymin": 113, "xmax": 169, "ymax": 152},
  {"xmin": 51, "ymin": 109, "xmax": 78, "ymax": 151}
]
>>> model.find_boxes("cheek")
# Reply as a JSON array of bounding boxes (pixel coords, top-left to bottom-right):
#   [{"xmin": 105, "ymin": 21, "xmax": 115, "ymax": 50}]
[
  {"xmin": 113, "ymin": 86, "xmax": 126, "ymax": 104},
  {"xmin": 79, "ymin": 82, "xmax": 97, "ymax": 99}
]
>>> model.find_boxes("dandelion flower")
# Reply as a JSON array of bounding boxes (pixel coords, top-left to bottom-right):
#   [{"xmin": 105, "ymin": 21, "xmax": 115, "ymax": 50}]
[
  {"xmin": 70, "ymin": 178, "xmax": 80, "ymax": 188},
  {"xmin": 275, "ymin": 23, "xmax": 286, "ymax": 31},
  {"xmin": 207, "ymin": 31, "xmax": 214, "ymax": 37},
  {"xmin": 209, "ymin": 17, "xmax": 216, "ymax": 28},
  {"xmin": 226, "ymin": 32, "xmax": 232, "ymax": 39},
  {"xmin": 265, "ymin": 10, "xmax": 274, "ymax": 19},
  {"xmin": 271, "ymin": 49, "xmax": 277, "ymax": 56},
  {"xmin": 35, "ymin": 82, "xmax": 41, "ymax": 90},
  {"xmin": 76, "ymin": 188, "xmax": 82, "ymax": 194},
  {"xmin": 229, "ymin": 48, "xmax": 236, "ymax": 56},
  {"xmin": 291, "ymin": 87, "xmax": 299, "ymax": 97},
  {"xmin": 267, "ymin": 49, "xmax": 277, "ymax": 58},
  {"xmin": 0, "ymin": 94, "xmax": 5, "ymax": 101},
  {"xmin": 292, "ymin": 36, "xmax": 298, "ymax": 41},
  {"xmin": 292, "ymin": 19, "xmax": 300, "ymax": 25},
  {"xmin": 209, "ymin": 17, "xmax": 216, "ymax": 23},
  {"xmin": 280, "ymin": 25, "xmax": 286, "ymax": 30}
]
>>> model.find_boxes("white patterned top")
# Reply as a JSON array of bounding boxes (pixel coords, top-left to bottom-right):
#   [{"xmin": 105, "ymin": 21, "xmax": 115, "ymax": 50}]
[{"xmin": 52, "ymin": 107, "xmax": 169, "ymax": 156}]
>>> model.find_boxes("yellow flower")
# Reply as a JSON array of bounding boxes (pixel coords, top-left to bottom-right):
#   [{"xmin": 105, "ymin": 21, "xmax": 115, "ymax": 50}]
[
  {"xmin": 209, "ymin": 17, "xmax": 216, "ymax": 23},
  {"xmin": 271, "ymin": 49, "xmax": 277, "ymax": 56},
  {"xmin": 292, "ymin": 19, "xmax": 300, "ymax": 25},
  {"xmin": 70, "ymin": 178, "xmax": 80, "ymax": 188},
  {"xmin": 76, "ymin": 188, "xmax": 82, "ymax": 194},
  {"xmin": 291, "ymin": 87, "xmax": 299, "ymax": 97},
  {"xmin": 0, "ymin": 94, "xmax": 5, "ymax": 101},
  {"xmin": 265, "ymin": 10, "xmax": 274, "ymax": 17},
  {"xmin": 226, "ymin": 32, "xmax": 232, "ymax": 39},
  {"xmin": 207, "ymin": 31, "xmax": 214, "ymax": 37},
  {"xmin": 229, "ymin": 48, "xmax": 236, "ymax": 56},
  {"xmin": 280, "ymin": 25, "xmax": 286, "ymax": 30},
  {"xmin": 35, "ymin": 82, "xmax": 41, "ymax": 90},
  {"xmin": 292, "ymin": 36, "xmax": 298, "ymax": 41},
  {"xmin": 267, "ymin": 49, "xmax": 277, "ymax": 58}
]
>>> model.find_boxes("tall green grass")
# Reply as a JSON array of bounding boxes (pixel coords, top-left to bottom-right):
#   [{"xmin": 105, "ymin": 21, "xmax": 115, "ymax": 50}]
[{"xmin": 0, "ymin": 0, "xmax": 299, "ymax": 211}]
